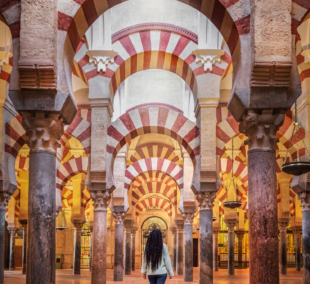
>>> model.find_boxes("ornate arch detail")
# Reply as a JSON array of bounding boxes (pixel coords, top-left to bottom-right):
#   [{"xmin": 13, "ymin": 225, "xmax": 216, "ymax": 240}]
[{"xmin": 135, "ymin": 196, "xmax": 173, "ymax": 216}]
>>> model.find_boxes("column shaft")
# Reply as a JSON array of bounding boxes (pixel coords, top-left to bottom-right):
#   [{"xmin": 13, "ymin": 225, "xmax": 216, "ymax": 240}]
[
  {"xmin": 236, "ymin": 232, "xmax": 245, "ymax": 269},
  {"xmin": 295, "ymin": 235, "xmax": 301, "ymax": 271},
  {"xmin": 21, "ymin": 223, "xmax": 27, "ymax": 274},
  {"xmin": 89, "ymin": 231, "xmax": 93, "ymax": 272},
  {"xmin": 131, "ymin": 230, "xmax": 136, "ymax": 271},
  {"xmin": 184, "ymin": 223, "xmax": 193, "ymax": 281},
  {"xmin": 248, "ymin": 149, "xmax": 279, "ymax": 284},
  {"xmin": 303, "ymin": 210, "xmax": 310, "ymax": 284},
  {"xmin": 0, "ymin": 205, "xmax": 8, "ymax": 284},
  {"xmin": 172, "ymin": 231, "xmax": 176, "ymax": 271},
  {"xmin": 176, "ymin": 227, "xmax": 184, "ymax": 275},
  {"xmin": 114, "ymin": 222, "xmax": 124, "ymax": 281},
  {"xmin": 213, "ymin": 232, "xmax": 219, "ymax": 271},
  {"xmin": 73, "ymin": 224, "xmax": 83, "ymax": 275},
  {"xmin": 279, "ymin": 227, "xmax": 287, "ymax": 275},
  {"xmin": 124, "ymin": 229, "xmax": 131, "ymax": 275},
  {"xmin": 228, "ymin": 229, "xmax": 235, "ymax": 275}
]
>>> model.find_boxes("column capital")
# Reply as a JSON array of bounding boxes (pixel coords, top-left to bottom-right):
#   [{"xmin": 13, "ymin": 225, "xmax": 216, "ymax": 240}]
[
  {"xmin": 0, "ymin": 192, "xmax": 10, "ymax": 210},
  {"xmin": 19, "ymin": 219, "xmax": 28, "ymax": 230},
  {"xmin": 92, "ymin": 191, "xmax": 111, "ymax": 212},
  {"xmin": 170, "ymin": 227, "xmax": 177, "ymax": 235},
  {"xmin": 291, "ymin": 226, "xmax": 302, "ymax": 238},
  {"xmin": 131, "ymin": 227, "xmax": 138, "ymax": 235},
  {"xmin": 73, "ymin": 222, "xmax": 84, "ymax": 231},
  {"xmin": 278, "ymin": 221, "xmax": 289, "ymax": 231},
  {"xmin": 175, "ymin": 219, "xmax": 184, "ymax": 231},
  {"xmin": 8, "ymin": 227, "xmax": 17, "ymax": 235},
  {"xmin": 194, "ymin": 98, "xmax": 219, "ymax": 117},
  {"xmin": 239, "ymin": 109, "xmax": 285, "ymax": 150},
  {"xmin": 236, "ymin": 231, "xmax": 246, "ymax": 239},
  {"xmin": 182, "ymin": 212, "xmax": 195, "ymax": 225},
  {"xmin": 123, "ymin": 220, "xmax": 134, "ymax": 231},
  {"xmin": 297, "ymin": 191, "xmax": 310, "ymax": 211},
  {"xmin": 21, "ymin": 112, "xmax": 64, "ymax": 154},
  {"xmin": 224, "ymin": 219, "xmax": 238, "ymax": 232},
  {"xmin": 196, "ymin": 191, "xmax": 216, "ymax": 210},
  {"xmin": 113, "ymin": 211, "xmax": 126, "ymax": 225}
]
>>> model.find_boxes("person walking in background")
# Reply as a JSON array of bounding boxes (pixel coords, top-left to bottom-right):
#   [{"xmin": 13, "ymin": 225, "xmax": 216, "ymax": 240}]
[{"xmin": 141, "ymin": 229, "xmax": 174, "ymax": 284}]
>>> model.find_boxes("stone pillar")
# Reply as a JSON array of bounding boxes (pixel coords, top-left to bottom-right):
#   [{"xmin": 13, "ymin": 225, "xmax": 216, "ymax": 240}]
[
  {"xmin": 224, "ymin": 220, "xmax": 237, "ymax": 275},
  {"xmin": 239, "ymin": 110, "xmax": 284, "ymax": 284},
  {"xmin": 124, "ymin": 220, "xmax": 134, "ymax": 275},
  {"xmin": 8, "ymin": 228, "xmax": 17, "ymax": 271},
  {"xmin": 131, "ymin": 228, "xmax": 137, "ymax": 271},
  {"xmin": 91, "ymin": 191, "xmax": 110, "ymax": 284},
  {"xmin": 291, "ymin": 227, "xmax": 302, "ymax": 271},
  {"xmin": 236, "ymin": 231, "xmax": 245, "ymax": 269},
  {"xmin": 213, "ymin": 229, "xmax": 220, "ymax": 271},
  {"xmin": 279, "ymin": 221, "xmax": 289, "ymax": 275},
  {"xmin": 112, "ymin": 212, "xmax": 125, "ymax": 281},
  {"xmin": 0, "ymin": 193, "xmax": 10, "ymax": 284},
  {"xmin": 182, "ymin": 213, "xmax": 194, "ymax": 282},
  {"xmin": 170, "ymin": 227, "xmax": 177, "ymax": 271},
  {"xmin": 175, "ymin": 220, "xmax": 184, "ymax": 275},
  {"xmin": 20, "ymin": 220, "xmax": 27, "ymax": 275},
  {"xmin": 89, "ymin": 226, "xmax": 93, "ymax": 272},
  {"xmin": 73, "ymin": 223, "xmax": 84, "ymax": 275},
  {"xmin": 196, "ymin": 192, "xmax": 216, "ymax": 284}
]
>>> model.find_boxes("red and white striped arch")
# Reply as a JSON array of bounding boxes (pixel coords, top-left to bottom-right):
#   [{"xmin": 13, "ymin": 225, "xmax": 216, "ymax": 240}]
[
  {"xmin": 135, "ymin": 197, "xmax": 173, "ymax": 216},
  {"xmin": 107, "ymin": 105, "xmax": 200, "ymax": 189},
  {"xmin": 62, "ymin": 185, "xmax": 91, "ymax": 208},
  {"xmin": 125, "ymin": 158, "xmax": 183, "ymax": 189},
  {"xmin": 56, "ymin": 157, "xmax": 88, "ymax": 190},
  {"xmin": 131, "ymin": 171, "xmax": 179, "ymax": 189}
]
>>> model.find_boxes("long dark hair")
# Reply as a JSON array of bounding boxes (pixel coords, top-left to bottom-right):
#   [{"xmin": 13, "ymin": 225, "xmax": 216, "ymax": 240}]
[{"xmin": 144, "ymin": 229, "xmax": 163, "ymax": 271}]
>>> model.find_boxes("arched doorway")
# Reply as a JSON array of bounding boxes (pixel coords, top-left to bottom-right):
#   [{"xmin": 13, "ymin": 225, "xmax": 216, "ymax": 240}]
[{"xmin": 141, "ymin": 216, "xmax": 168, "ymax": 263}]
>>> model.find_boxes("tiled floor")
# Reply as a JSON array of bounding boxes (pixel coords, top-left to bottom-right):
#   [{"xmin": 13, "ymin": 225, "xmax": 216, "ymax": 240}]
[{"xmin": 4, "ymin": 268, "xmax": 303, "ymax": 283}]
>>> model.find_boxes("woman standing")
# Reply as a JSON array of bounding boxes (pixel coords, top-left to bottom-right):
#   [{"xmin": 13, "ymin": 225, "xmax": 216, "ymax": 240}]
[{"xmin": 141, "ymin": 229, "xmax": 174, "ymax": 284}]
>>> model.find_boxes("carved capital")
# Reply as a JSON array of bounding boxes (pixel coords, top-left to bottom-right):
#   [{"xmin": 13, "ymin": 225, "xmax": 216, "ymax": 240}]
[
  {"xmin": 175, "ymin": 220, "xmax": 184, "ymax": 231},
  {"xmin": 21, "ymin": 112, "xmax": 64, "ymax": 154},
  {"xmin": 291, "ymin": 226, "xmax": 302, "ymax": 239},
  {"xmin": 124, "ymin": 220, "xmax": 134, "ymax": 231},
  {"xmin": 192, "ymin": 49, "xmax": 225, "ymax": 72},
  {"xmin": 8, "ymin": 227, "xmax": 17, "ymax": 235},
  {"xmin": 224, "ymin": 219, "xmax": 238, "ymax": 232},
  {"xmin": 239, "ymin": 109, "xmax": 285, "ymax": 150},
  {"xmin": 182, "ymin": 213, "xmax": 195, "ymax": 225},
  {"xmin": 86, "ymin": 50, "xmax": 118, "ymax": 73},
  {"xmin": 19, "ymin": 219, "xmax": 27, "ymax": 230},
  {"xmin": 297, "ymin": 191, "xmax": 310, "ymax": 211},
  {"xmin": 236, "ymin": 231, "xmax": 246, "ymax": 239},
  {"xmin": 278, "ymin": 221, "xmax": 289, "ymax": 231},
  {"xmin": 0, "ymin": 192, "xmax": 10, "ymax": 210},
  {"xmin": 113, "ymin": 211, "xmax": 126, "ymax": 225},
  {"xmin": 93, "ymin": 191, "xmax": 110, "ymax": 212},
  {"xmin": 196, "ymin": 192, "xmax": 216, "ymax": 210},
  {"xmin": 131, "ymin": 227, "xmax": 138, "ymax": 235},
  {"xmin": 170, "ymin": 227, "xmax": 177, "ymax": 235},
  {"xmin": 73, "ymin": 222, "xmax": 84, "ymax": 231}
]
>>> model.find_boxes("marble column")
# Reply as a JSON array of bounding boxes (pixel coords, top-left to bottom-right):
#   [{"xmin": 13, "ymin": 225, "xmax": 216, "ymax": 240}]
[
  {"xmin": 8, "ymin": 228, "xmax": 17, "ymax": 271},
  {"xmin": 213, "ymin": 229, "xmax": 220, "ymax": 271},
  {"xmin": 20, "ymin": 220, "xmax": 27, "ymax": 275},
  {"xmin": 124, "ymin": 220, "xmax": 134, "ymax": 275},
  {"xmin": 279, "ymin": 221, "xmax": 289, "ymax": 275},
  {"xmin": 22, "ymin": 113, "xmax": 64, "ymax": 284},
  {"xmin": 0, "ymin": 193, "xmax": 10, "ymax": 284},
  {"xmin": 131, "ymin": 228, "xmax": 137, "ymax": 271},
  {"xmin": 291, "ymin": 227, "xmax": 302, "ymax": 271},
  {"xmin": 236, "ymin": 231, "xmax": 245, "ymax": 269},
  {"xmin": 113, "ymin": 212, "xmax": 125, "ymax": 281},
  {"xmin": 73, "ymin": 223, "xmax": 84, "ymax": 275},
  {"xmin": 196, "ymin": 192, "xmax": 216, "ymax": 284},
  {"xmin": 182, "ymin": 213, "xmax": 194, "ymax": 282},
  {"xmin": 239, "ymin": 110, "xmax": 284, "ymax": 284},
  {"xmin": 175, "ymin": 220, "xmax": 184, "ymax": 276},
  {"xmin": 170, "ymin": 227, "xmax": 177, "ymax": 271},
  {"xmin": 91, "ymin": 191, "xmax": 110, "ymax": 284},
  {"xmin": 224, "ymin": 220, "xmax": 237, "ymax": 275},
  {"xmin": 89, "ymin": 226, "xmax": 93, "ymax": 272}
]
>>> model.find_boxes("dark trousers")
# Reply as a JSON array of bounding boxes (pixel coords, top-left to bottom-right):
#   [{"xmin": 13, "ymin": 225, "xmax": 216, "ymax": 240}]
[{"xmin": 148, "ymin": 274, "xmax": 167, "ymax": 284}]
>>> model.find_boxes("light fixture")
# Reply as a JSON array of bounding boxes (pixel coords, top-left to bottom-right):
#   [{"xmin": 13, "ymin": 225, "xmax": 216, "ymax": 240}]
[
  {"xmin": 56, "ymin": 210, "xmax": 67, "ymax": 230},
  {"xmin": 282, "ymin": 102, "xmax": 310, "ymax": 175}
]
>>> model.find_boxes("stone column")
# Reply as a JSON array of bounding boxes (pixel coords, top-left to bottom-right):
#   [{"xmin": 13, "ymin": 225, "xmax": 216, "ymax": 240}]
[
  {"xmin": 73, "ymin": 222, "xmax": 84, "ymax": 275},
  {"xmin": 279, "ymin": 221, "xmax": 289, "ymax": 275},
  {"xmin": 20, "ymin": 220, "xmax": 27, "ymax": 275},
  {"xmin": 8, "ymin": 228, "xmax": 17, "ymax": 271},
  {"xmin": 175, "ymin": 220, "xmax": 184, "ymax": 275},
  {"xmin": 124, "ymin": 220, "xmax": 134, "ymax": 275},
  {"xmin": 236, "ymin": 231, "xmax": 245, "ymax": 269},
  {"xmin": 196, "ymin": 192, "xmax": 216, "ymax": 284},
  {"xmin": 89, "ymin": 226, "xmax": 93, "ymax": 272},
  {"xmin": 224, "ymin": 220, "xmax": 237, "ymax": 275},
  {"xmin": 131, "ymin": 228, "xmax": 137, "ymax": 271},
  {"xmin": 182, "ymin": 213, "xmax": 194, "ymax": 282},
  {"xmin": 0, "ymin": 192, "xmax": 10, "ymax": 284},
  {"xmin": 170, "ymin": 227, "xmax": 177, "ymax": 271},
  {"xmin": 112, "ymin": 212, "xmax": 125, "ymax": 281},
  {"xmin": 91, "ymin": 191, "xmax": 110, "ymax": 284},
  {"xmin": 213, "ymin": 229, "xmax": 220, "ymax": 271},
  {"xmin": 20, "ymin": 112, "xmax": 65, "ymax": 284},
  {"xmin": 291, "ymin": 227, "xmax": 302, "ymax": 271},
  {"xmin": 239, "ymin": 110, "xmax": 284, "ymax": 284}
]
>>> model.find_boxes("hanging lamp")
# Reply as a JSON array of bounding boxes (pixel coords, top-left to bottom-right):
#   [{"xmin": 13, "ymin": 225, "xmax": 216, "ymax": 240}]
[
  {"xmin": 213, "ymin": 215, "xmax": 217, "ymax": 222},
  {"xmin": 56, "ymin": 210, "xmax": 67, "ymax": 230},
  {"xmin": 282, "ymin": 102, "xmax": 310, "ymax": 175},
  {"xmin": 223, "ymin": 137, "xmax": 242, "ymax": 209}
]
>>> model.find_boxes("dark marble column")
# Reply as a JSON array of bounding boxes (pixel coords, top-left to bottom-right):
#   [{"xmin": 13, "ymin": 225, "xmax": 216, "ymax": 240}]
[
  {"xmin": 224, "ymin": 220, "xmax": 237, "ymax": 275},
  {"xmin": 291, "ymin": 227, "xmax": 302, "ymax": 272},
  {"xmin": 73, "ymin": 223, "xmax": 84, "ymax": 275},
  {"xmin": 91, "ymin": 191, "xmax": 110, "ymax": 284},
  {"xmin": 175, "ymin": 220, "xmax": 184, "ymax": 276},
  {"xmin": 89, "ymin": 226, "xmax": 93, "ymax": 272},
  {"xmin": 124, "ymin": 220, "xmax": 134, "ymax": 275},
  {"xmin": 213, "ymin": 229, "xmax": 219, "ymax": 271},
  {"xmin": 0, "ymin": 193, "xmax": 10, "ymax": 284},
  {"xmin": 196, "ymin": 192, "xmax": 216, "ymax": 284},
  {"xmin": 170, "ymin": 227, "xmax": 177, "ymax": 271},
  {"xmin": 131, "ymin": 228, "xmax": 137, "ymax": 271},
  {"xmin": 240, "ymin": 110, "xmax": 284, "ymax": 284},
  {"xmin": 113, "ymin": 212, "xmax": 125, "ymax": 281},
  {"xmin": 279, "ymin": 221, "xmax": 288, "ymax": 275},
  {"xmin": 236, "ymin": 231, "xmax": 245, "ymax": 269},
  {"xmin": 182, "ymin": 213, "xmax": 194, "ymax": 282},
  {"xmin": 8, "ymin": 228, "xmax": 17, "ymax": 271},
  {"xmin": 20, "ymin": 220, "xmax": 28, "ymax": 275}
]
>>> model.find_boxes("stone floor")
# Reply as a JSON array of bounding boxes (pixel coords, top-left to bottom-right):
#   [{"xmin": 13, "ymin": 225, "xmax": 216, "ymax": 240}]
[{"xmin": 4, "ymin": 268, "xmax": 303, "ymax": 283}]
